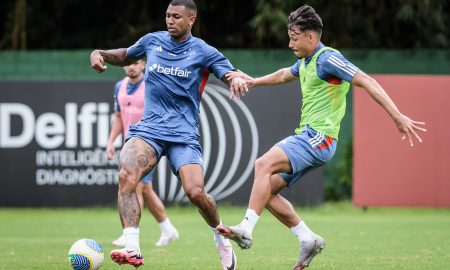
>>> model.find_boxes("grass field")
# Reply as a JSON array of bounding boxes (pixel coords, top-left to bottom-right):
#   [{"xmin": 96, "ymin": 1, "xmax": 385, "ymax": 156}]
[{"xmin": 1, "ymin": 202, "xmax": 449, "ymax": 270}]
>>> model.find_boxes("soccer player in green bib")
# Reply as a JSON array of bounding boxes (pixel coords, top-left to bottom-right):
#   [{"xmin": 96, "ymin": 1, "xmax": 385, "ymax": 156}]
[{"xmin": 217, "ymin": 5, "xmax": 426, "ymax": 270}]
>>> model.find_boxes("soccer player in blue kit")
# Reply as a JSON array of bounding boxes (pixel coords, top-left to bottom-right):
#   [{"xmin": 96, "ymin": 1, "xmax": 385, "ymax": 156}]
[
  {"xmin": 218, "ymin": 4, "xmax": 427, "ymax": 270},
  {"xmin": 90, "ymin": 0, "xmax": 246, "ymax": 269}
]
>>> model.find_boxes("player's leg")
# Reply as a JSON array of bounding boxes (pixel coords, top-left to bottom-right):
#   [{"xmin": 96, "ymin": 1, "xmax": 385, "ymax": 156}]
[
  {"xmin": 110, "ymin": 137, "xmax": 158, "ymax": 267},
  {"xmin": 219, "ymin": 125, "xmax": 334, "ymax": 269},
  {"xmin": 141, "ymin": 172, "xmax": 166, "ymax": 222},
  {"xmin": 264, "ymin": 126, "xmax": 336, "ymax": 269},
  {"xmin": 217, "ymin": 146, "xmax": 290, "ymax": 249},
  {"xmin": 179, "ymin": 163, "xmax": 219, "ymax": 226},
  {"xmin": 178, "ymin": 163, "xmax": 236, "ymax": 270},
  {"xmin": 117, "ymin": 137, "xmax": 157, "ymax": 234},
  {"xmin": 168, "ymin": 142, "xmax": 236, "ymax": 270},
  {"xmin": 249, "ymin": 146, "xmax": 292, "ymax": 214},
  {"xmin": 265, "ymin": 175, "xmax": 298, "ymax": 227},
  {"xmin": 267, "ymin": 191, "xmax": 325, "ymax": 270},
  {"xmin": 112, "ymin": 181, "xmax": 145, "ymax": 247},
  {"xmin": 117, "ymin": 137, "xmax": 157, "ymax": 226},
  {"xmin": 140, "ymin": 173, "xmax": 179, "ymax": 246},
  {"xmin": 136, "ymin": 181, "xmax": 145, "ymax": 211}
]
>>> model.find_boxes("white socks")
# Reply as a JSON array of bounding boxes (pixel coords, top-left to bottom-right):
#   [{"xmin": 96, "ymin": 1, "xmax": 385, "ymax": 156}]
[
  {"xmin": 159, "ymin": 218, "xmax": 175, "ymax": 233},
  {"xmin": 290, "ymin": 220, "xmax": 314, "ymax": 242},
  {"xmin": 240, "ymin": 209, "xmax": 260, "ymax": 234},
  {"xmin": 123, "ymin": 227, "xmax": 140, "ymax": 253}
]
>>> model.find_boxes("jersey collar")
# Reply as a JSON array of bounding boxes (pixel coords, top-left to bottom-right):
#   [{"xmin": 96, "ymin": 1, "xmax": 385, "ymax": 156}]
[
  {"xmin": 167, "ymin": 32, "xmax": 193, "ymax": 44},
  {"xmin": 304, "ymin": 42, "xmax": 324, "ymax": 62}
]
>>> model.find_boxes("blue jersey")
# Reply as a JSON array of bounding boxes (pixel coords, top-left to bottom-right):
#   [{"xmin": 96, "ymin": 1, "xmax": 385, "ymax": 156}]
[
  {"xmin": 126, "ymin": 31, "xmax": 234, "ymax": 143},
  {"xmin": 113, "ymin": 78, "xmax": 144, "ymax": 112},
  {"xmin": 290, "ymin": 42, "xmax": 359, "ymax": 83}
]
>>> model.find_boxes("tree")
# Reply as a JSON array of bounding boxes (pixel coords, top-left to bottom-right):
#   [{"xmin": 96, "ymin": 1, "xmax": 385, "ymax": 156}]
[
  {"xmin": 0, "ymin": 0, "xmax": 448, "ymax": 49},
  {"xmin": 248, "ymin": 0, "xmax": 290, "ymax": 47}
]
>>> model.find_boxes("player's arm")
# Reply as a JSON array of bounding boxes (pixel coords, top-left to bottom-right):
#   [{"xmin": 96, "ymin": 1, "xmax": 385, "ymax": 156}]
[
  {"xmin": 352, "ymin": 70, "xmax": 426, "ymax": 146},
  {"xmin": 252, "ymin": 67, "xmax": 297, "ymax": 87},
  {"xmin": 226, "ymin": 67, "xmax": 297, "ymax": 88},
  {"xmin": 106, "ymin": 112, "xmax": 123, "ymax": 160},
  {"xmin": 202, "ymin": 43, "xmax": 248, "ymax": 99},
  {"xmin": 90, "ymin": 49, "xmax": 140, "ymax": 73},
  {"xmin": 225, "ymin": 67, "xmax": 296, "ymax": 99}
]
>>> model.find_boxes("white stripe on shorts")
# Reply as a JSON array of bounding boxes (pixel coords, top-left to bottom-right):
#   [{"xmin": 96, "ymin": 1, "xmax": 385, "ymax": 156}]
[{"xmin": 308, "ymin": 132, "xmax": 324, "ymax": 148}]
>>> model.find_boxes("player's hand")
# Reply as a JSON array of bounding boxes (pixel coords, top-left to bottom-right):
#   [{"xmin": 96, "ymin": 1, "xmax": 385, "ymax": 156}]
[
  {"xmin": 90, "ymin": 50, "xmax": 107, "ymax": 73},
  {"xmin": 106, "ymin": 143, "xmax": 115, "ymax": 160},
  {"xmin": 395, "ymin": 114, "xmax": 426, "ymax": 146},
  {"xmin": 226, "ymin": 70, "xmax": 256, "ymax": 88},
  {"xmin": 229, "ymin": 76, "xmax": 248, "ymax": 100}
]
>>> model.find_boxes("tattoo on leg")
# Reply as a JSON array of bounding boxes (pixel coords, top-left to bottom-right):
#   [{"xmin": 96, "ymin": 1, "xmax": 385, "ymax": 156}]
[
  {"xmin": 144, "ymin": 146, "xmax": 157, "ymax": 158},
  {"xmin": 140, "ymin": 146, "xmax": 157, "ymax": 175},
  {"xmin": 119, "ymin": 138, "xmax": 157, "ymax": 176},
  {"xmin": 137, "ymin": 154, "xmax": 151, "ymax": 170},
  {"xmin": 118, "ymin": 189, "xmax": 141, "ymax": 227},
  {"xmin": 116, "ymin": 138, "xmax": 158, "ymax": 227},
  {"xmin": 118, "ymin": 140, "xmax": 138, "ymax": 170}
]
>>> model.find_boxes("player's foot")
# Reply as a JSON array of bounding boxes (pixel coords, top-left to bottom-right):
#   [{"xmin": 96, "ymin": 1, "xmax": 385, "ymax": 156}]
[
  {"xmin": 155, "ymin": 228, "xmax": 179, "ymax": 247},
  {"xmin": 216, "ymin": 241, "xmax": 237, "ymax": 270},
  {"xmin": 217, "ymin": 224, "xmax": 252, "ymax": 249},
  {"xmin": 112, "ymin": 234, "xmax": 126, "ymax": 247},
  {"xmin": 292, "ymin": 234, "xmax": 325, "ymax": 270},
  {"xmin": 110, "ymin": 248, "xmax": 144, "ymax": 268}
]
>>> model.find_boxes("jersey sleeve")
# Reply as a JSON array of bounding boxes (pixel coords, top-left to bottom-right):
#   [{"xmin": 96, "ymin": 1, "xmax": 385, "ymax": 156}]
[
  {"xmin": 290, "ymin": 60, "xmax": 301, "ymax": 77},
  {"xmin": 113, "ymin": 81, "xmax": 122, "ymax": 112},
  {"xmin": 126, "ymin": 33, "xmax": 152, "ymax": 59},
  {"xmin": 203, "ymin": 43, "xmax": 235, "ymax": 79},
  {"xmin": 319, "ymin": 51, "xmax": 359, "ymax": 83}
]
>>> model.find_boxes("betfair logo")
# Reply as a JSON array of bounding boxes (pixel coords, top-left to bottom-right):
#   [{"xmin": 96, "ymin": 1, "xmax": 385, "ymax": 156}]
[{"xmin": 148, "ymin": 64, "xmax": 191, "ymax": 78}]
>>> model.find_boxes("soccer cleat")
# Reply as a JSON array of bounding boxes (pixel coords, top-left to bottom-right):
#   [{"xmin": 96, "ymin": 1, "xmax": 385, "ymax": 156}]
[
  {"xmin": 155, "ymin": 228, "xmax": 180, "ymax": 247},
  {"xmin": 216, "ymin": 241, "xmax": 237, "ymax": 270},
  {"xmin": 292, "ymin": 234, "xmax": 325, "ymax": 270},
  {"xmin": 216, "ymin": 224, "xmax": 252, "ymax": 249},
  {"xmin": 110, "ymin": 248, "xmax": 144, "ymax": 268},
  {"xmin": 112, "ymin": 234, "xmax": 126, "ymax": 247}
]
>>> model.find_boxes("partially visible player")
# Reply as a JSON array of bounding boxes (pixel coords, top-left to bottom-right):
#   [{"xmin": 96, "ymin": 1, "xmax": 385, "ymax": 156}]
[
  {"xmin": 106, "ymin": 59, "xmax": 179, "ymax": 248},
  {"xmin": 218, "ymin": 4, "xmax": 426, "ymax": 270},
  {"xmin": 90, "ymin": 0, "xmax": 247, "ymax": 269}
]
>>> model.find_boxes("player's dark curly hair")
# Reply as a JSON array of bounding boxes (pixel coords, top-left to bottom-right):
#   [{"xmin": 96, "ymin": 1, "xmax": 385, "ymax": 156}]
[
  {"xmin": 287, "ymin": 5, "xmax": 323, "ymax": 35},
  {"xmin": 170, "ymin": 0, "xmax": 197, "ymax": 14}
]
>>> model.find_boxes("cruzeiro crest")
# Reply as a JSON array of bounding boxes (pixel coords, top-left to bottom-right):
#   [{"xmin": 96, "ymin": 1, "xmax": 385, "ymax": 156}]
[{"xmin": 156, "ymin": 82, "xmax": 259, "ymax": 202}]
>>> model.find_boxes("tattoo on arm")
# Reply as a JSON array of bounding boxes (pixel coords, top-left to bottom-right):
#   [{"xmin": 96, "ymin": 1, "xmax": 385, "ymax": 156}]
[{"xmin": 99, "ymin": 48, "xmax": 139, "ymax": 66}]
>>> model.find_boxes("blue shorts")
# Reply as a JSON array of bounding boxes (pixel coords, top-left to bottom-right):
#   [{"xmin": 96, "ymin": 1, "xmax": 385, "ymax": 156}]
[
  {"xmin": 141, "ymin": 167, "xmax": 155, "ymax": 184},
  {"xmin": 127, "ymin": 130, "xmax": 203, "ymax": 178},
  {"xmin": 276, "ymin": 125, "xmax": 337, "ymax": 187}
]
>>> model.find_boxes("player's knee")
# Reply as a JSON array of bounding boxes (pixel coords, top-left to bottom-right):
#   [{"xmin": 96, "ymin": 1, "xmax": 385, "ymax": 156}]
[
  {"xmin": 118, "ymin": 168, "xmax": 139, "ymax": 192},
  {"xmin": 185, "ymin": 186, "xmax": 204, "ymax": 204},
  {"xmin": 255, "ymin": 156, "xmax": 271, "ymax": 174}
]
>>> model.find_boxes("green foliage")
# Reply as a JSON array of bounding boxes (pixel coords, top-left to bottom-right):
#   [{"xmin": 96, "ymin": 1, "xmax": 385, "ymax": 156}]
[
  {"xmin": 395, "ymin": 0, "xmax": 448, "ymax": 48},
  {"xmin": 303, "ymin": 0, "xmax": 449, "ymax": 49},
  {"xmin": 0, "ymin": 0, "xmax": 448, "ymax": 49},
  {"xmin": 248, "ymin": 0, "xmax": 289, "ymax": 47}
]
